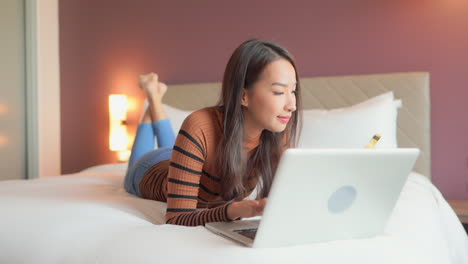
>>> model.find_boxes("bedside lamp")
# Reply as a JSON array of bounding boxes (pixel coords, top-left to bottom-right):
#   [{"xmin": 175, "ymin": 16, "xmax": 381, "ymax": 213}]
[{"xmin": 109, "ymin": 94, "xmax": 130, "ymax": 162}]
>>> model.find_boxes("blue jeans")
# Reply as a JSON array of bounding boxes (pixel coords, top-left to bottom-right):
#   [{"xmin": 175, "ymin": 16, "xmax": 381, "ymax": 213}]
[{"xmin": 124, "ymin": 119, "xmax": 175, "ymax": 196}]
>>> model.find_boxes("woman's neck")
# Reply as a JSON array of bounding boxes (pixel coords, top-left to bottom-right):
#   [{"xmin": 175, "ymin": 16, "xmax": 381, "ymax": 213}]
[{"xmin": 243, "ymin": 124, "xmax": 262, "ymax": 151}]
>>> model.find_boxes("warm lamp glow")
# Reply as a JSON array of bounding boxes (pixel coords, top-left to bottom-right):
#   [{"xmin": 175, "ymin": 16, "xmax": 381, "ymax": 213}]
[
  {"xmin": 117, "ymin": 150, "xmax": 131, "ymax": 162},
  {"xmin": 109, "ymin": 94, "xmax": 128, "ymax": 120},
  {"xmin": 0, "ymin": 104, "xmax": 7, "ymax": 116},
  {"xmin": 109, "ymin": 126, "xmax": 128, "ymax": 151},
  {"xmin": 109, "ymin": 94, "xmax": 129, "ymax": 151},
  {"xmin": 0, "ymin": 134, "xmax": 7, "ymax": 147}
]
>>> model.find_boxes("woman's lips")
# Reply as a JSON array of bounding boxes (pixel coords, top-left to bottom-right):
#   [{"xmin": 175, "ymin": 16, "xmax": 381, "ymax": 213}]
[{"xmin": 277, "ymin": 116, "xmax": 291, "ymax": 123}]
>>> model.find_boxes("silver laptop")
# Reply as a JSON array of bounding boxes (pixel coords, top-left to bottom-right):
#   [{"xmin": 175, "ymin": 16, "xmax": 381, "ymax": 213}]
[{"xmin": 205, "ymin": 148, "xmax": 420, "ymax": 248}]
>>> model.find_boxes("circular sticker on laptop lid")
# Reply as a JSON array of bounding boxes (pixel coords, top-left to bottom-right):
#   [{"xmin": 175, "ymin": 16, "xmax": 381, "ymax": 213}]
[{"xmin": 327, "ymin": 185, "xmax": 357, "ymax": 213}]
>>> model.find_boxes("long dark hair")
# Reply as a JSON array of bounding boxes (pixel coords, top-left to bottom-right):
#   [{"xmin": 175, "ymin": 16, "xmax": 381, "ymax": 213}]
[{"xmin": 216, "ymin": 39, "xmax": 302, "ymax": 201}]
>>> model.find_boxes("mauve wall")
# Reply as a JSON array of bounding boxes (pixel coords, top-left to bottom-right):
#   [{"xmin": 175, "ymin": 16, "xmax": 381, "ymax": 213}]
[{"xmin": 59, "ymin": 0, "xmax": 468, "ymax": 199}]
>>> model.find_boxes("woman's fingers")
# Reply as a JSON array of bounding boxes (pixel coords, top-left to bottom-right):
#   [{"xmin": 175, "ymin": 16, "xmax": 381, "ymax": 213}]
[
  {"xmin": 249, "ymin": 199, "xmax": 267, "ymax": 215},
  {"xmin": 243, "ymin": 201, "xmax": 260, "ymax": 218},
  {"xmin": 230, "ymin": 199, "xmax": 269, "ymax": 219},
  {"xmin": 257, "ymin": 198, "xmax": 267, "ymax": 211}
]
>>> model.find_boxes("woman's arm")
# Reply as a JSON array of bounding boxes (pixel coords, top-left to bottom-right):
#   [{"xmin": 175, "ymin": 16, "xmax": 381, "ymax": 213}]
[
  {"xmin": 165, "ymin": 110, "xmax": 268, "ymax": 225},
  {"xmin": 165, "ymin": 112, "xmax": 232, "ymax": 226}
]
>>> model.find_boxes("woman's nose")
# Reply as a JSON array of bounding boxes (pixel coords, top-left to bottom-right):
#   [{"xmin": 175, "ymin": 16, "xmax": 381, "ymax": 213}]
[{"xmin": 285, "ymin": 94, "xmax": 296, "ymax": 112}]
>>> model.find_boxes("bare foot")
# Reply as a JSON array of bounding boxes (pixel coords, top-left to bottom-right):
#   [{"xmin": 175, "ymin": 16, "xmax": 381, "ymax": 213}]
[
  {"xmin": 139, "ymin": 73, "xmax": 168, "ymax": 101},
  {"xmin": 138, "ymin": 72, "xmax": 168, "ymax": 122},
  {"xmin": 139, "ymin": 72, "xmax": 158, "ymax": 89}
]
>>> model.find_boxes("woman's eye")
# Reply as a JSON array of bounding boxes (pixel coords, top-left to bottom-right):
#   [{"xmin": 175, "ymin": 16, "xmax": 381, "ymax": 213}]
[
  {"xmin": 273, "ymin": 92, "xmax": 284, "ymax": 95},
  {"xmin": 292, "ymin": 90, "xmax": 297, "ymax": 94}
]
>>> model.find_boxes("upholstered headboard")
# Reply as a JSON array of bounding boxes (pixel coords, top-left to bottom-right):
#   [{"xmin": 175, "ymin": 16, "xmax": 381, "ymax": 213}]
[{"xmin": 163, "ymin": 72, "xmax": 431, "ymax": 178}]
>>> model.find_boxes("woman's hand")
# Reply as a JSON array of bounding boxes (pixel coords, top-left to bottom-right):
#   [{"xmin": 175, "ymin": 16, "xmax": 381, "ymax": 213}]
[{"xmin": 226, "ymin": 198, "xmax": 267, "ymax": 220}]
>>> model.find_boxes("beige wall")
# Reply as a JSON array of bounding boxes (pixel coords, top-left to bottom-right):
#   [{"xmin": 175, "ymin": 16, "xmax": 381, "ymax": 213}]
[
  {"xmin": 35, "ymin": 0, "xmax": 61, "ymax": 177},
  {"xmin": 0, "ymin": 0, "xmax": 26, "ymax": 180}
]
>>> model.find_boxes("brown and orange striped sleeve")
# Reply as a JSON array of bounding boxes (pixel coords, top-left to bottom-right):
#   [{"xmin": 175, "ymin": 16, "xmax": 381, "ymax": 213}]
[{"xmin": 165, "ymin": 110, "xmax": 231, "ymax": 226}]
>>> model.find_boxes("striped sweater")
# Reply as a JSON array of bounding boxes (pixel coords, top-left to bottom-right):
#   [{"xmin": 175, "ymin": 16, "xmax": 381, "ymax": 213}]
[{"xmin": 139, "ymin": 106, "xmax": 261, "ymax": 226}]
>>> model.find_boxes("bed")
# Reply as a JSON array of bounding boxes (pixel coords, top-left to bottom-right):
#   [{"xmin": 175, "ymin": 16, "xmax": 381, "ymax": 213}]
[{"xmin": 1, "ymin": 72, "xmax": 467, "ymax": 264}]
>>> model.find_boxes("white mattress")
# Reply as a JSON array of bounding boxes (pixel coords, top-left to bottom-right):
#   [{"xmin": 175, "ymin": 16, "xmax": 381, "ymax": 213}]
[{"xmin": 0, "ymin": 164, "xmax": 466, "ymax": 264}]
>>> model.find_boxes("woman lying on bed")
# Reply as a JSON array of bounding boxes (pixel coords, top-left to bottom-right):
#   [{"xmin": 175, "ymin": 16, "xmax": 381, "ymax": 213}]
[{"xmin": 124, "ymin": 39, "xmax": 302, "ymax": 226}]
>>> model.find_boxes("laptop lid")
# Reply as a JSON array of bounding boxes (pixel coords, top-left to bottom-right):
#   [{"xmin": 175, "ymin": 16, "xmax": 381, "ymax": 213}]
[{"xmin": 253, "ymin": 148, "xmax": 419, "ymax": 248}]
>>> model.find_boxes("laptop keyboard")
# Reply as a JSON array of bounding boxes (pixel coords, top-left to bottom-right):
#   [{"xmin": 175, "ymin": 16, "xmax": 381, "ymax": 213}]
[{"xmin": 234, "ymin": 228, "xmax": 258, "ymax": 240}]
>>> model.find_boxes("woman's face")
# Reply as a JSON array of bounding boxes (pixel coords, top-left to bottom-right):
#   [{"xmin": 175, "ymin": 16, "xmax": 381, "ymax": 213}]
[{"xmin": 242, "ymin": 58, "xmax": 297, "ymax": 137}]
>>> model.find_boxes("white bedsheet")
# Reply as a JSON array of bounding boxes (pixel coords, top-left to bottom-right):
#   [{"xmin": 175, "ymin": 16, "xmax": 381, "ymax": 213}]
[{"xmin": 0, "ymin": 165, "xmax": 466, "ymax": 264}]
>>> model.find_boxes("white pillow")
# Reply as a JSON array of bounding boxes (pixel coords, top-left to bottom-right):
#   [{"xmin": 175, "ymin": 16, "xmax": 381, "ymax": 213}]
[
  {"xmin": 298, "ymin": 92, "xmax": 401, "ymax": 149},
  {"xmin": 163, "ymin": 104, "xmax": 192, "ymax": 134},
  {"xmin": 139, "ymin": 99, "xmax": 192, "ymax": 135}
]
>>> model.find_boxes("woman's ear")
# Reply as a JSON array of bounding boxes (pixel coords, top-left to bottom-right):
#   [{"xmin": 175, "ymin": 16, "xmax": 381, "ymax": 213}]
[{"xmin": 241, "ymin": 88, "xmax": 249, "ymax": 107}]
